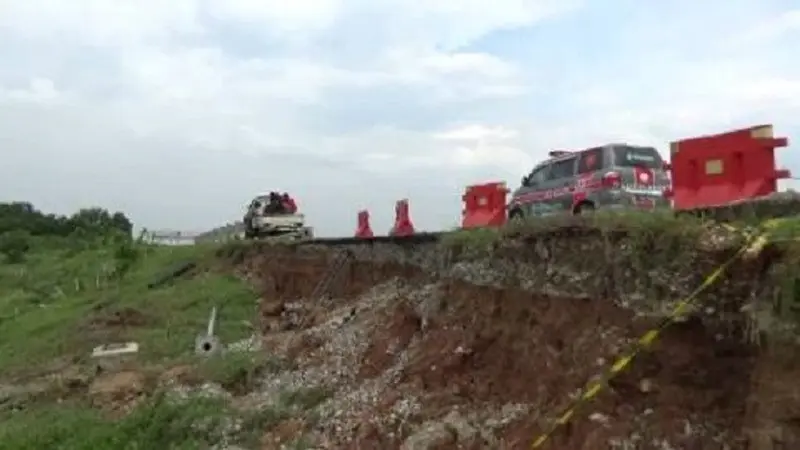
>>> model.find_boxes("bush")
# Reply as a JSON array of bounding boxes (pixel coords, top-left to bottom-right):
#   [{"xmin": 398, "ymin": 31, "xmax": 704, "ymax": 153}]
[
  {"xmin": 112, "ymin": 239, "xmax": 142, "ymax": 279},
  {"xmin": 0, "ymin": 230, "xmax": 32, "ymax": 263},
  {"xmin": 0, "ymin": 202, "xmax": 133, "ymax": 241}
]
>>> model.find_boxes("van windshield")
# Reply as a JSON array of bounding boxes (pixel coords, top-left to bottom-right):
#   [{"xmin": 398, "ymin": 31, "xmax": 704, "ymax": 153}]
[{"xmin": 612, "ymin": 146, "xmax": 663, "ymax": 169}]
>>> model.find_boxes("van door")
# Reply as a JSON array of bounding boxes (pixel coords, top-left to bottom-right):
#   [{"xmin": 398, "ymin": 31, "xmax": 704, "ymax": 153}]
[
  {"xmin": 544, "ymin": 157, "xmax": 579, "ymax": 213},
  {"xmin": 513, "ymin": 164, "xmax": 553, "ymax": 216}
]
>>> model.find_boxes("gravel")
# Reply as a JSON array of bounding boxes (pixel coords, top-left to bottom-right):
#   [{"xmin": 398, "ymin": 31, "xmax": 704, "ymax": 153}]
[{"xmin": 227, "ymin": 274, "xmax": 544, "ymax": 448}]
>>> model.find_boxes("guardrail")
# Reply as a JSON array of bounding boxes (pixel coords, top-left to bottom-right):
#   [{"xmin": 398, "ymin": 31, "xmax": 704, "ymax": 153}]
[
  {"xmin": 142, "ymin": 230, "xmax": 202, "ymax": 246},
  {"xmin": 140, "ymin": 224, "xmax": 244, "ymax": 246},
  {"xmin": 193, "ymin": 222, "xmax": 245, "ymax": 244}
]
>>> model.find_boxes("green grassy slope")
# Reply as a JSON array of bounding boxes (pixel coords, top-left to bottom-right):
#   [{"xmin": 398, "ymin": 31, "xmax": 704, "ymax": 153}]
[
  {"xmin": 0, "ymin": 241, "xmax": 281, "ymax": 450},
  {"xmin": 0, "ymin": 243, "xmax": 257, "ymax": 375}
]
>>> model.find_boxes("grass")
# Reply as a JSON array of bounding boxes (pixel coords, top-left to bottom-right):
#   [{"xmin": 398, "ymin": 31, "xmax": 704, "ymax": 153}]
[
  {"xmin": 439, "ymin": 209, "xmax": 716, "ymax": 255},
  {"xmin": 0, "ymin": 387, "xmax": 319, "ymax": 450},
  {"xmin": 438, "ymin": 208, "xmax": 800, "ymax": 253},
  {"xmin": 0, "ymin": 242, "xmax": 258, "ymax": 376},
  {"xmin": 0, "ymin": 395, "xmax": 231, "ymax": 450},
  {"xmin": 0, "ymin": 238, "xmax": 325, "ymax": 449}
]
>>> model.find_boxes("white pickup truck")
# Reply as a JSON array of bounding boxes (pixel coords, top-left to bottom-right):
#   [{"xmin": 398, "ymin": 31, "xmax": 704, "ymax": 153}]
[{"xmin": 242, "ymin": 194, "xmax": 314, "ymax": 240}]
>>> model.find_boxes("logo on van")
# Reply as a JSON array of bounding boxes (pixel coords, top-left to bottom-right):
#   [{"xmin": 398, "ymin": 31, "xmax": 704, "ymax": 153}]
[{"xmin": 626, "ymin": 152, "xmax": 656, "ymax": 163}]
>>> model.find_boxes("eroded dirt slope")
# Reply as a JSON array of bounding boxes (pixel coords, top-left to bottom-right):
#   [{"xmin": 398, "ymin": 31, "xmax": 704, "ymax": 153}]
[{"xmin": 216, "ymin": 232, "xmax": 800, "ymax": 450}]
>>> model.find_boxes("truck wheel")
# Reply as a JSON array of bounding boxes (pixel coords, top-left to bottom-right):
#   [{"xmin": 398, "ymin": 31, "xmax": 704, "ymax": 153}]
[
  {"xmin": 574, "ymin": 202, "xmax": 595, "ymax": 215},
  {"xmin": 508, "ymin": 208, "xmax": 524, "ymax": 222}
]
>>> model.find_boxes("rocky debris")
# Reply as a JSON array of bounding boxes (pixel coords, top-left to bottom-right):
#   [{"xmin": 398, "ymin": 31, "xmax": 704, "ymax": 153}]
[
  {"xmin": 168, "ymin": 380, "xmax": 231, "ymax": 402},
  {"xmin": 239, "ymin": 223, "xmax": 779, "ymax": 329},
  {"xmin": 228, "ymin": 334, "xmax": 262, "ymax": 353},
  {"xmin": 250, "ymin": 280, "xmax": 406, "ymax": 401},
  {"xmin": 159, "ymin": 364, "xmax": 198, "ymax": 385},
  {"xmin": 227, "ymin": 232, "xmax": 791, "ymax": 450},
  {"xmin": 260, "ymin": 417, "xmax": 307, "ymax": 446},
  {"xmin": 400, "ymin": 405, "xmax": 534, "ymax": 450}
]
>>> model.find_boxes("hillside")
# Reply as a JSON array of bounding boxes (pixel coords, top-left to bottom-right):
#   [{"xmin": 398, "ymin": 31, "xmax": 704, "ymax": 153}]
[{"xmin": 1, "ymin": 210, "xmax": 800, "ymax": 449}]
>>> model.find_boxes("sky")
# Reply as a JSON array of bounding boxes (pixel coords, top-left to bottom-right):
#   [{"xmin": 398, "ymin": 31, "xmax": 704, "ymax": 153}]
[{"xmin": 1, "ymin": 0, "xmax": 799, "ymax": 237}]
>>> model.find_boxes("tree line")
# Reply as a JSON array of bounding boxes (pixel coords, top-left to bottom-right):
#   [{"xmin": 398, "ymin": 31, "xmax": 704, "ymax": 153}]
[{"xmin": 0, "ymin": 202, "xmax": 134, "ymax": 262}]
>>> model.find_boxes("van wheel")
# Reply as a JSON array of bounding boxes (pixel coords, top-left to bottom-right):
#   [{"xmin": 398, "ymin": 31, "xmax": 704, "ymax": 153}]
[
  {"xmin": 508, "ymin": 208, "xmax": 524, "ymax": 222},
  {"xmin": 574, "ymin": 202, "xmax": 595, "ymax": 215}
]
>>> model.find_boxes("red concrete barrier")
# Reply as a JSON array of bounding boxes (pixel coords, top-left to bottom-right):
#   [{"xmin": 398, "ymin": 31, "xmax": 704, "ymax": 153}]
[
  {"xmin": 354, "ymin": 210, "xmax": 374, "ymax": 238},
  {"xmin": 390, "ymin": 199, "xmax": 415, "ymax": 237},
  {"xmin": 461, "ymin": 181, "xmax": 508, "ymax": 229},
  {"xmin": 668, "ymin": 124, "xmax": 790, "ymax": 210}
]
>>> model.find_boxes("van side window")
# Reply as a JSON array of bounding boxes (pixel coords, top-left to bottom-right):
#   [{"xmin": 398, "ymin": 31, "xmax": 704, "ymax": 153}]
[
  {"xmin": 578, "ymin": 148, "xmax": 603, "ymax": 174},
  {"xmin": 612, "ymin": 145, "xmax": 663, "ymax": 169},
  {"xmin": 547, "ymin": 158, "xmax": 576, "ymax": 180},
  {"xmin": 525, "ymin": 165, "xmax": 549, "ymax": 186}
]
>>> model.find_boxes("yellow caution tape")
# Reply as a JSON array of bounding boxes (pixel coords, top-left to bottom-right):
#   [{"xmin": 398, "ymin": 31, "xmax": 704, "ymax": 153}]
[{"xmin": 530, "ymin": 219, "xmax": 785, "ymax": 449}]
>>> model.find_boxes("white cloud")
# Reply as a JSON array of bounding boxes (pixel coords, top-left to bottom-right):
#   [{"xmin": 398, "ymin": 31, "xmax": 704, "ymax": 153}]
[
  {"xmin": 1, "ymin": 0, "xmax": 799, "ymax": 236},
  {"xmin": 206, "ymin": 0, "xmax": 343, "ymax": 38},
  {"xmin": 0, "ymin": 0, "xmax": 202, "ymax": 44},
  {"xmin": 375, "ymin": 0, "xmax": 582, "ymax": 50},
  {"xmin": 0, "ymin": 77, "xmax": 62, "ymax": 103},
  {"xmin": 737, "ymin": 9, "xmax": 800, "ymax": 44},
  {"xmin": 434, "ymin": 124, "xmax": 519, "ymax": 141},
  {"xmin": 380, "ymin": 50, "xmax": 527, "ymax": 101}
]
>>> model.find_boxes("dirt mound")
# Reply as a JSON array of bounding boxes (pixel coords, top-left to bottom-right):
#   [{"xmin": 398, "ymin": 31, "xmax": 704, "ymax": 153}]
[
  {"xmin": 219, "ymin": 234, "xmax": 800, "ymax": 450},
  {"xmin": 204, "ymin": 220, "xmax": 800, "ymax": 449},
  {"xmin": 356, "ymin": 281, "xmax": 754, "ymax": 449}
]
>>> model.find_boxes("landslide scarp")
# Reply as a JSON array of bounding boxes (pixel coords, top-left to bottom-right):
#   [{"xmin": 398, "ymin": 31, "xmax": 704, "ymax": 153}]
[{"xmin": 215, "ymin": 216, "xmax": 800, "ymax": 449}]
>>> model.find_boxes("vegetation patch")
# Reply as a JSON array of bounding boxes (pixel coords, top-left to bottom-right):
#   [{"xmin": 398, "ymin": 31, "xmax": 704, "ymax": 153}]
[
  {"xmin": 197, "ymin": 352, "xmax": 293, "ymax": 395},
  {"xmin": 0, "ymin": 390, "xmax": 320, "ymax": 450},
  {"xmin": 0, "ymin": 202, "xmax": 259, "ymax": 376},
  {"xmin": 439, "ymin": 210, "xmax": 715, "ymax": 258}
]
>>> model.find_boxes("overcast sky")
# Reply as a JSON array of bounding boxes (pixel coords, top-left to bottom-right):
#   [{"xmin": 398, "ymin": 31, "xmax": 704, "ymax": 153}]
[{"xmin": 1, "ymin": 0, "xmax": 799, "ymax": 237}]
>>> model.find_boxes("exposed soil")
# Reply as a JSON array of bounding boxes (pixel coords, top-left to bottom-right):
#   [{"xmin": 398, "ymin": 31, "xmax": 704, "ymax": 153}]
[
  {"xmin": 3, "ymin": 235, "xmax": 799, "ymax": 449},
  {"xmin": 359, "ymin": 302, "xmax": 421, "ymax": 380},
  {"xmin": 226, "ymin": 242, "xmax": 800, "ymax": 450}
]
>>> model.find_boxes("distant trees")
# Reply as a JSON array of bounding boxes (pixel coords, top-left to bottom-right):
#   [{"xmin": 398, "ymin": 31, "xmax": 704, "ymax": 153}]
[
  {"xmin": 0, "ymin": 202, "xmax": 134, "ymax": 262},
  {"xmin": 0, "ymin": 202, "xmax": 132, "ymax": 237}
]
